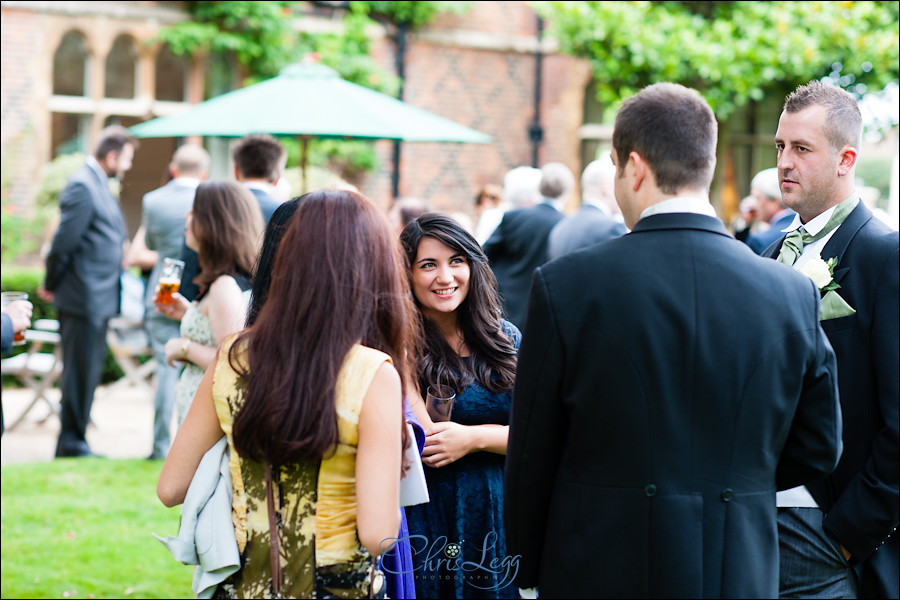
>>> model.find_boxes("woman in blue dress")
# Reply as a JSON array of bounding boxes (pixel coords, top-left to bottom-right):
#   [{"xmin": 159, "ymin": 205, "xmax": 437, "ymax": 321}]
[{"xmin": 400, "ymin": 213, "xmax": 520, "ymax": 599}]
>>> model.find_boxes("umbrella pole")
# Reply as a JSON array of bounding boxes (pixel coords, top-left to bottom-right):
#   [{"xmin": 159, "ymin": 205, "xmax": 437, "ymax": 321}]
[{"xmin": 300, "ymin": 136, "xmax": 309, "ymax": 193}]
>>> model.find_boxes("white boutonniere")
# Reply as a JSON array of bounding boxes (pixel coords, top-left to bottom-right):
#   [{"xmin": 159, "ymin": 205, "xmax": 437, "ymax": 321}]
[{"xmin": 797, "ymin": 254, "xmax": 841, "ymax": 293}]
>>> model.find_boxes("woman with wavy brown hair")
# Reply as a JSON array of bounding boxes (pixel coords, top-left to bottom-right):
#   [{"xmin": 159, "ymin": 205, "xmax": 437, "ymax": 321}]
[
  {"xmin": 155, "ymin": 180, "xmax": 263, "ymax": 427},
  {"xmin": 400, "ymin": 213, "xmax": 520, "ymax": 599},
  {"xmin": 158, "ymin": 189, "xmax": 418, "ymax": 598}
]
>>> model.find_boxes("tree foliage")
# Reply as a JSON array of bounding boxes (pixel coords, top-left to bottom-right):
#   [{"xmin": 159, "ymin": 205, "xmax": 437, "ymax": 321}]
[
  {"xmin": 153, "ymin": 1, "xmax": 471, "ymax": 182},
  {"xmin": 533, "ymin": 0, "xmax": 900, "ymax": 119}
]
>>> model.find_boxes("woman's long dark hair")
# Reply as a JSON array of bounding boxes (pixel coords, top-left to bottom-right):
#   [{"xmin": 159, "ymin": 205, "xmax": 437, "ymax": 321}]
[
  {"xmin": 246, "ymin": 195, "xmax": 304, "ymax": 326},
  {"xmin": 191, "ymin": 181, "xmax": 263, "ymax": 293},
  {"xmin": 399, "ymin": 213, "xmax": 517, "ymax": 396},
  {"xmin": 230, "ymin": 189, "xmax": 418, "ymax": 465}
]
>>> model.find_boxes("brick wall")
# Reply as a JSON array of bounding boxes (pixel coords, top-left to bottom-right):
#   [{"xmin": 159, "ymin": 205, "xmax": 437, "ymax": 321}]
[
  {"xmin": 1, "ymin": 7, "xmax": 41, "ymax": 212},
  {"xmin": 358, "ymin": 1, "xmax": 590, "ymax": 219}
]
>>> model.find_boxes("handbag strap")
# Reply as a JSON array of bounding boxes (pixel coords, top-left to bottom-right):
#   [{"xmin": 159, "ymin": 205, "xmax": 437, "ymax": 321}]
[{"xmin": 265, "ymin": 463, "xmax": 283, "ymax": 598}]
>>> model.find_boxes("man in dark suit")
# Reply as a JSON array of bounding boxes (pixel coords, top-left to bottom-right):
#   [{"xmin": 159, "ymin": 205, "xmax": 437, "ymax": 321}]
[
  {"xmin": 483, "ymin": 162, "xmax": 571, "ymax": 328},
  {"xmin": 746, "ymin": 167, "xmax": 795, "ymax": 254},
  {"xmin": 547, "ymin": 157, "xmax": 627, "ymax": 261},
  {"xmin": 178, "ymin": 133, "xmax": 285, "ymax": 300},
  {"xmin": 505, "ymin": 83, "xmax": 842, "ymax": 598},
  {"xmin": 762, "ymin": 81, "xmax": 899, "ymax": 599},
  {"xmin": 40, "ymin": 126, "xmax": 136, "ymax": 457}
]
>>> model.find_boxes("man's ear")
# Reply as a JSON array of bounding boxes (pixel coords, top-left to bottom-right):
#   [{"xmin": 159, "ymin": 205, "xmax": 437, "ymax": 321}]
[
  {"xmin": 233, "ymin": 164, "xmax": 242, "ymax": 181},
  {"xmin": 103, "ymin": 150, "xmax": 119, "ymax": 172},
  {"xmin": 630, "ymin": 151, "xmax": 647, "ymax": 192},
  {"xmin": 838, "ymin": 145, "xmax": 858, "ymax": 174}
]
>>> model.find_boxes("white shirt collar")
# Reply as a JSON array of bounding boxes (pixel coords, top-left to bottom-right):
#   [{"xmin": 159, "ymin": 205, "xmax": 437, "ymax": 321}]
[
  {"xmin": 86, "ymin": 156, "xmax": 109, "ymax": 184},
  {"xmin": 172, "ymin": 176, "xmax": 201, "ymax": 188},
  {"xmin": 243, "ymin": 181, "xmax": 274, "ymax": 193},
  {"xmin": 640, "ymin": 196, "xmax": 718, "ymax": 220}
]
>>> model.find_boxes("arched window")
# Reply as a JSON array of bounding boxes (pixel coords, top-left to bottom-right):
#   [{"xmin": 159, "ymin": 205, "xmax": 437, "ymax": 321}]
[
  {"xmin": 105, "ymin": 35, "xmax": 137, "ymax": 99},
  {"xmin": 53, "ymin": 31, "xmax": 88, "ymax": 96},
  {"xmin": 154, "ymin": 45, "xmax": 187, "ymax": 102}
]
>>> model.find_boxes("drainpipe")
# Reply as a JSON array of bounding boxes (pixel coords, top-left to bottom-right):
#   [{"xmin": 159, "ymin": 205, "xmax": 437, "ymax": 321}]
[
  {"xmin": 528, "ymin": 16, "xmax": 544, "ymax": 167},
  {"xmin": 391, "ymin": 21, "xmax": 408, "ymax": 200}
]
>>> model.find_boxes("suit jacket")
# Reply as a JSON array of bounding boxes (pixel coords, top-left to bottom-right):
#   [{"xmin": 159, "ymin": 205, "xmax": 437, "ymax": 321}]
[
  {"xmin": 1, "ymin": 313, "xmax": 13, "ymax": 355},
  {"xmin": 746, "ymin": 210, "xmax": 796, "ymax": 254},
  {"xmin": 141, "ymin": 179, "xmax": 198, "ymax": 323},
  {"xmin": 506, "ymin": 213, "xmax": 842, "ymax": 598},
  {"xmin": 547, "ymin": 204, "xmax": 627, "ymax": 261},
  {"xmin": 762, "ymin": 202, "xmax": 899, "ymax": 598},
  {"xmin": 45, "ymin": 163, "xmax": 127, "ymax": 321},
  {"xmin": 483, "ymin": 202, "xmax": 563, "ymax": 328}
]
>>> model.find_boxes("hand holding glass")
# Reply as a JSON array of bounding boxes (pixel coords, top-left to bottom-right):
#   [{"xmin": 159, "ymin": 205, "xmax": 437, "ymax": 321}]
[
  {"xmin": 426, "ymin": 384, "xmax": 456, "ymax": 422},
  {"xmin": 155, "ymin": 258, "xmax": 185, "ymax": 305},
  {"xmin": 1, "ymin": 291, "xmax": 29, "ymax": 345}
]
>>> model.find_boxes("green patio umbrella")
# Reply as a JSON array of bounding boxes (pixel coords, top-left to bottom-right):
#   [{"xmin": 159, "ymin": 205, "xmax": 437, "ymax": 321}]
[{"xmin": 130, "ymin": 62, "xmax": 490, "ymax": 190}]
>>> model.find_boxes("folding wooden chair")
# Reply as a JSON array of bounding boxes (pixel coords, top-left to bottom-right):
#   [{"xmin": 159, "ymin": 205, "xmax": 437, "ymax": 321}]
[
  {"xmin": 105, "ymin": 316, "xmax": 155, "ymax": 393},
  {"xmin": 1, "ymin": 319, "xmax": 63, "ymax": 429}
]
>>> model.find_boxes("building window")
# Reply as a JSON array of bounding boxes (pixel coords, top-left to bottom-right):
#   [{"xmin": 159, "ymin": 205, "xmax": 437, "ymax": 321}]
[
  {"xmin": 155, "ymin": 45, "xmax": 188, "ymax": 102},
  {"xmin": 105, "ymin": 35, "xmax": 137, "ymax": 99},
  {"xmin": 53, "ymin": 31, "xmax": 88, "ymax": 97},
  {"xmin": 51, "ymin": 113, "xmax": 90, "ymax": 158}
]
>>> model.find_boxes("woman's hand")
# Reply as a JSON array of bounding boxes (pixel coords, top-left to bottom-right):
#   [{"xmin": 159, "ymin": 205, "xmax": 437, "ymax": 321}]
[
  {"xmin": 155, "ymin": 292, "xmax": 190, "ymax": 322},
  {"xmin": 164, "ymin": 336, "xmax": 189, "ymax": 367},
  {"xmin": 422, "ymin": 421, "xmax": 475, "ymax": 468}
]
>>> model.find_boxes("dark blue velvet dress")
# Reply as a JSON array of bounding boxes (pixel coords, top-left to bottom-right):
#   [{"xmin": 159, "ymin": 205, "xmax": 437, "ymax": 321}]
[{"xmin": 405, "ymin": 321, "xmax": 521, "ymax": 599}]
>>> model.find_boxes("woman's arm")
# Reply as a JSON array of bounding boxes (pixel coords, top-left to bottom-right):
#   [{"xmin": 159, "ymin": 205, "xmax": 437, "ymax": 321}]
[
  {"xmin": 421, "ymin": 423, "xmax": 509, "ymax": 468},
  {"xmin": 157, "ymin": 361, "xmax": 225, "ymax": 507},
  {"xmin": 356, "ymin": 362, "xmax": 403, "ymax": 558},
  {"xmin": 164, "ymin": 276, "xmax": 246, "ymax": 370},
  {"xmin": 404, "ymin": 375, "xmax": 434, "ymax": 432},
  {"xmin": 206, "ymin": 275, "xmax": 249, "ymax": 344}
]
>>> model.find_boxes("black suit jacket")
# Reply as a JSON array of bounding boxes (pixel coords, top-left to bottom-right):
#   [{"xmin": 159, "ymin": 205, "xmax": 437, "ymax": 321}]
[
  {"xmin": 483, "ymin": 202, "xmax": 564, "ymax": 329},
  {"xmin": 45, "ymin": 163, "xmax": 126, "ymax": 321},
  {"xmin": 763, "ymin": 202, "xmax": 899, "ymax": 598},
  {"xmin": 506, "ymin": 213, "xmax": 842, "ymax": 598}
]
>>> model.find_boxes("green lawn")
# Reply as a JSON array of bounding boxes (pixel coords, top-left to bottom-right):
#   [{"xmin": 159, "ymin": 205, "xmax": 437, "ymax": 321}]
[{"xmin": 1, "ymin": 458, "xmax": 193, "ymax": 599}]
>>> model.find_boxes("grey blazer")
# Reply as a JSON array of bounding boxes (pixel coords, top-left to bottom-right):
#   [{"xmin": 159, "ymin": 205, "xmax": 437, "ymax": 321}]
[
  {"xmin": 45, "ymin": 163, "xmax": 126, "ymax": 321},
  {"xmin": 141, "ymin": 179, "xmax": 198, "ymax": 321}
]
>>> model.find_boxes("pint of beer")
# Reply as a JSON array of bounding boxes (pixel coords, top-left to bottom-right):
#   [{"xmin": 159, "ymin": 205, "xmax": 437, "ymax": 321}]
[
  {"xmin": 155, "ymin": 258, "xmax": 185, "ymax": 305},
  {"xmin": 1, "ymin": 291, "xmax": 29, "ymax": 345}
]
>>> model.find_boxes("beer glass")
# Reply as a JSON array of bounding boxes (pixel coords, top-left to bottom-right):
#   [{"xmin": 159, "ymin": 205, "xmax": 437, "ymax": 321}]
[
  {"xmin": 1, "ymin": 291, "xmax": 29, "ymax": 345},
  {"xmin": 426, "ymin": 384, "xmax": 456, "ymax": 422},
  {"xmin": 155, "ymin": 258, "xmax": 185, "ymax": 305}
]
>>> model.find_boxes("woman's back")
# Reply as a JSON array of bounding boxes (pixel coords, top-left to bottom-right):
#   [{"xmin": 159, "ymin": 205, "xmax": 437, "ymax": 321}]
[{"xmin": 212, "ymin": 336, "xmax": 391, "ymax": 598}]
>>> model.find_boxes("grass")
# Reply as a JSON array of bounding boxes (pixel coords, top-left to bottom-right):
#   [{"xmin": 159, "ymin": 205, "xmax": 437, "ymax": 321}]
[{"xmin": 1, "ymin": 458, "xmax": 193, "ymax": 599}]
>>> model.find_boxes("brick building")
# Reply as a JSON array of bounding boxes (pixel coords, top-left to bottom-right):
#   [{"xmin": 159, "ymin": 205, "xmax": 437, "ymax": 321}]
[{"xmin": 1, "ymin": 1, "xmax": 594, "ymax": 236}]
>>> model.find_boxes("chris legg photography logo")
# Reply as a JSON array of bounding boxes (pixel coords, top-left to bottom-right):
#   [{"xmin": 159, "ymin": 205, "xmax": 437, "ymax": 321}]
[{"xmin": 380, "ymin": 532, "xmax": 521, "ymax": 590}]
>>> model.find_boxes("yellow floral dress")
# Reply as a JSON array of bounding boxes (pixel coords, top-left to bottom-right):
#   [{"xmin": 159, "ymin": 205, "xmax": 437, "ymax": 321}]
[{"xmin": 211, "ymin": 335, "xmax": 390, "ymax": 598}]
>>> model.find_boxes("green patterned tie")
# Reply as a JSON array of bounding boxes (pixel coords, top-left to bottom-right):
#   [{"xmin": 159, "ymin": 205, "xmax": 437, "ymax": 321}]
[{"xmin": 775, "ymin": 197, "xmax": 859, "ymax": 266}]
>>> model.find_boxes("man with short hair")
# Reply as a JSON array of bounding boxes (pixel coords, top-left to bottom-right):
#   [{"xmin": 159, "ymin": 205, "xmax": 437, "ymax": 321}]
[
  {"xmin": 547, "ymin": 157, "xmax": 627, "ymax": 261},
  {"xmin": 41, "ymin": 125, "xmax": 136, "ymax": 457},
  {"xmin": 763, "ymin": 80, "xmax": 899, "ymax": 599},
  {"xmin": 133, "ymin": 144, "xmax": 209, "ymax": 459},
  {"xmin": 746, "ymin": 167, "xmax": 795, "ymax": 254},
  {"xmin": 505, "ymin": 83, "xmax": 842, "ymax": 597},
  {"xmin": 483, "ymin": 162, "xmax": 572, "ymax": 328}
]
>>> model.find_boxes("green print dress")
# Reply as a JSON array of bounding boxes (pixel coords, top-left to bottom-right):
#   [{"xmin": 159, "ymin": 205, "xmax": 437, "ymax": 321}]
[{"xmin": 211, "ymin": 336, "xmax": 389, "ymax": 598}]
